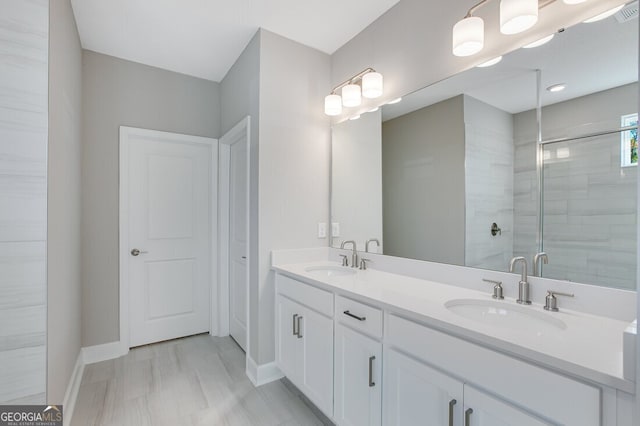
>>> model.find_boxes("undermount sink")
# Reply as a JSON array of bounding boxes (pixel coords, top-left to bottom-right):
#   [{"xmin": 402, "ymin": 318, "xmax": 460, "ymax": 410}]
[
  {"xmin": 304, "ymin": 265, "xmax": 356, "ymax": 277},
  {"xmin": 445, "ymin": 299, "xmax": 567, "ymax": 332}
]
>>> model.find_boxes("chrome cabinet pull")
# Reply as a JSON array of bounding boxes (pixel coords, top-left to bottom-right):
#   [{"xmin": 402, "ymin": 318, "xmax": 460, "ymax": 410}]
[
  {"xmin": 448, "ymin": 399, "xmax": 457, "ymax": 426},
  {"xmin": 292, "ymin": 314, "xmax": 298, "ymax": 336},
  {"xmin": 368, "ymin": 356, "xmax": 376, "ymax": 387},
  {"xmin": 297, "ymin": 316, "xmax": 303, "ymax": 338},
  {"xmin": 465, "ymin": 408, "xmax": 473, "ymax": 426},
  {"xmin": 130, "ymin": 248, "xmax": 148, "ymax": 256},
  {"xmin": 343, "ymin": 310, "xmax": 366, "ymax": 321}
]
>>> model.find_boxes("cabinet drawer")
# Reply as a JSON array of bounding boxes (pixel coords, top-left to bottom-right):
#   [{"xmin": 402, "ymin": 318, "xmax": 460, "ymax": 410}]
[
  {"xmin": 386, "ymin": 313, "xmax": 600, "ymax": 426},
  {"xmin": 276, "ymin": 273, "xmax": 333, "ymax": 317},
  {"xmin": 336, "ymin": 295, "xmax": 383, "ymax": 339}
]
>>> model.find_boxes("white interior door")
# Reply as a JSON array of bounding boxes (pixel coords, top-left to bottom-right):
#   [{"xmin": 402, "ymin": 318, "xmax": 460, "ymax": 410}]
[
  {"xmin": 123, "ymin": 127, "xmax": 215, "ymax": 348},
  {"xmin": 226, "ymin": 125, "xmax": 249, "ymax": 351}
]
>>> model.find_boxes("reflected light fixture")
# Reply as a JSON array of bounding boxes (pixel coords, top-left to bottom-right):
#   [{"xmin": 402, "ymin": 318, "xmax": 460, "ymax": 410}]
[
  {"xmin": 547, "ymin": 83, "xmax": 566, "ymax": 92},
  {"xmin": 453, "ymin": 0, "xmax": 586, "ymax": 56},
  {"xmin": 477, "ymin": 56, "xmax": 503, "ymax": 67},
  {"xmin": 523, "ymin": 33, "xmax": 555, "ymax": 48},
  {"xmin": 387, "ymin": 97, "xmax": 402, "ymax": 105},
  {"xmin": 583, "ymin": 5, "xmax": 625, "ymax": 22},
  {"xmin": 324, "ymin": 68, "xmax": 384, "ymax": 116},
  {"xmin": 349, "ymin": 115, "xmax": 361, "ymax": 121}
]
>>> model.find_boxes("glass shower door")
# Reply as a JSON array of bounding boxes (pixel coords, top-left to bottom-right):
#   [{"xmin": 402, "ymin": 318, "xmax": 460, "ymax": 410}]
[{"xmin": 540, "ymin": 128, "xmax": 637, "ymax": 290}]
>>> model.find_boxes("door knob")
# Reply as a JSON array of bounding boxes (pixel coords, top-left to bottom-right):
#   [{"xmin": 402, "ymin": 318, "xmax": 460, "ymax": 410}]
[{"xmin": 130, "ymin": 248, "xmax": 148, "ymax": 256}]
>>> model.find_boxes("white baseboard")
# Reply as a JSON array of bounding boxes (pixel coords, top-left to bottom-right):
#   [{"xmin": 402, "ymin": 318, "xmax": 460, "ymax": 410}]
[
  {"xmin": 62, "ymin": 351, "xmax": 84, "ymax": 426},
  {"xmin": 82, "ymin": 341, "xmax": 128, "ymax": 365},
  {"xmin": 246, "ymin": 356, "xmax": 284, "ymax": 387}
]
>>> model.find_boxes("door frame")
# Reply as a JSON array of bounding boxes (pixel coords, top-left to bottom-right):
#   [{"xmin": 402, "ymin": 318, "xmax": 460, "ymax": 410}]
[
  {"xmin": 119, "ymin": 126, "xmax": 218, "ymax": 351},
  {"xmin": 217, "ymin": 117, "xmax": 251, "ymax": 351}
]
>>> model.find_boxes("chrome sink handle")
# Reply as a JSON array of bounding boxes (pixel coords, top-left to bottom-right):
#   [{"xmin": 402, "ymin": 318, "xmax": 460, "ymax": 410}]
[
  {"xmin": 544, "ymin": 290, "xmax": 574, "ymax": 312},
  {"xmin": 482, "ymin": 278, "xmax": 504, "ymax": 300}
]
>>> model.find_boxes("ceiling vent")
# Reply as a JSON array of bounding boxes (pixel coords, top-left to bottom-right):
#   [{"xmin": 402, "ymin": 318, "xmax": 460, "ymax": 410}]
[{"xmin": 615, "ymin": 1, "xmax": 639, "ymax": 23}]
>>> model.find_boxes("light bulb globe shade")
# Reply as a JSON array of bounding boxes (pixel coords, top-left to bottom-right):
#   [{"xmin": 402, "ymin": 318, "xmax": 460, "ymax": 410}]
[
  {"xmin": 452, "ymin": 16, "xmax": 484, "ymax": 57},
  {"xmin": 324, "ymin": 94, "xmax": 342, "ymax": 116},
  {"xmin": 362, "ymin": 72, "xmax": 384, "ymax": 99},
  {"xmin": 342, "ymin": 84, "xmax": 362, "ymax": 107},
  {"xmin": 523, "ymin": 34, "xmax": 554, "ymax": 48},
  {"xmin": 500, "ymin": 0, "xmax": 538, "ymax": 35},
  {"xmin": 563, "ymin": 0, "xmax": 587, "ymax": 4}
]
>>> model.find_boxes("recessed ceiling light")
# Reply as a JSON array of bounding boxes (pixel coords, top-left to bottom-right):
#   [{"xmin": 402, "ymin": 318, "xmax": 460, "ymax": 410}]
[
  {"xmin": 387, "ymin": 97, "xmax": 402, "ymax": 105},
  {"xmin": 523, "ymin": 34, "xmax": 555, "ymax": 48},
  {"xmin": 477, "ymin": 56, "xmax": 503, "ymax": 67},
  {"xmin": 349, "ymin": 115, "xmax": 361, "ymax": 121},
  {"xmin": 547, "ymin": 84, "xmax": 566, "ymax": 92},
  {"xmin": 583, "ymin": 5, "xmax": 625, "ymax": 23}
]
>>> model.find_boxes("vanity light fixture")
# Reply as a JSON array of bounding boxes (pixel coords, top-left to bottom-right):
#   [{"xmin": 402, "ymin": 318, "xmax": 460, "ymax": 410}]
[
  {"xmin": 547, "ymin": 83, "xmax": 566, "ymax": 92},
  {"xmin": 583, "ymin": 4, "xmax": 625, "ymax": 22},
  {"xmin": 387, "ymin": 97, "xmax": 402, "ymax": 105},
  {"xmin": 523, "ymin": 33, "xmax": 555, "ymax": 48},
  {"xmin": 500, "ymin": 0, "xmax": 538, "ymax": 34},
  {"xmin": 453, "ymin": 0, "xmax": 583, "ymax": 56},
  {"xmin": 477, "ymin": 56, "xmax": 503, "ymax": 67},
  {"xmin": 324, "ymin": 68, "xmax": 384, "ymax": 116}
]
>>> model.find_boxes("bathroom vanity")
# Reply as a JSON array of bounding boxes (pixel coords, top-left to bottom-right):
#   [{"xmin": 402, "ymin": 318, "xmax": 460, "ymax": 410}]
[{"xmin": 272, "ymin": 249, "xmax": 635, "ymax": 426}]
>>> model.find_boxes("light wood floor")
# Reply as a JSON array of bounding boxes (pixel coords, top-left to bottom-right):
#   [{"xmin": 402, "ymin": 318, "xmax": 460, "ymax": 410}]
[{"xmin": 71, "ymin": 334, "xmax": 328, "ymax": 426}]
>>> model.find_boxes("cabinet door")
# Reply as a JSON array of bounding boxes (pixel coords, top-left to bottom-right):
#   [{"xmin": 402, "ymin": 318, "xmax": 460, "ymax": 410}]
[
  {"xmin": 334, "ymin": 324, "xmax": 382, "ymax": 426},
  {"xmin": 383, "ymin": 347, "xmax": 463, "ymax": 426},
  {"xmin": 275, "ymin": 295, "xmax": 300, "ymax": 381},
  {"xmin": 463, "ymin": 386, "xmax": 551, "ymax": 426},
  {"xmin": 299, "ymin": 305, "xmax": 334, "ymax": 417}
]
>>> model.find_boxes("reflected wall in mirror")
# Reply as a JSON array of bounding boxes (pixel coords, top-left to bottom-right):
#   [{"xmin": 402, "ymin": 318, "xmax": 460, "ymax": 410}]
[{"xmin": 331, "ymin": 10, "xmax": 638, "ymax": 289}]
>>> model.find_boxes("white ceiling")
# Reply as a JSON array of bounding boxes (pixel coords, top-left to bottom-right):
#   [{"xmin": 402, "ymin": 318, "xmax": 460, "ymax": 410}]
[
  {"xmin": 70, "ymin": 0, "xmax": 401, "ymax": 82},
  {"xmin": 383, "ymin": 12, "xmax": 638, "ymax": 120}
]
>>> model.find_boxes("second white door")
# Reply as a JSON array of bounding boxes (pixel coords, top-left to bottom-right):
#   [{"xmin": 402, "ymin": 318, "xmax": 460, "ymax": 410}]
[
  {"xmin": 222, "ymin": 121, "xmax": 249, "ymax": 351},
  {"xmin": 124, "ymin": 127, "xmax": 215, "ymax": 348}
]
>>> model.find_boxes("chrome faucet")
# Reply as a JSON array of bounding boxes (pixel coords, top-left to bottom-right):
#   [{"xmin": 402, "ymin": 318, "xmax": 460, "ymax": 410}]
[
  {"xmin": 509, "ymin": 256, "xmax": 531, "ymax": 305},
  {"xmin": 533, "ymin": 252, "xmax": 548, "ymax": 277},
  {"xmin": 365, "ymin": 238, "xmax": 380, "ymax": 253},
  {"xmin": 340, "ymin": 240, "xmax": 358, "ymax": 268}
]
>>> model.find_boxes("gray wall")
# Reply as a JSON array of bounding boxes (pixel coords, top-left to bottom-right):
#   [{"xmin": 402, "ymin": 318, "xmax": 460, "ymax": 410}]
[
  {"xmin": 257, "ymin": 30, "xmax": 331, "ymax": 364},
  {"xmin": 48, "ymin": 0, "xmax": 83, "ymax": 403},
  {"xmin": 220, "ymin": 32, "xmax": 261, "ymax": 360},
  {"xmin": 514, "ymin": 83, "xmax": 638, "ymax": 289},
  {"xmin": 464, "ymin": 96, "xmax": 514, "ymax": 271},
  {"xmin": 0, "ymin": 0, "xmax": 48, "ymax": 404},
  {"xmin": 81, "ymin": 51, "xmax": 221, "ymax": 346},
  {"xmin": 382, "ymin": 95, "xmax": 465, "ymax": 265},
  {"xmin": 331, "ymin": 110, "xmax": 383, "ymax": 251}
]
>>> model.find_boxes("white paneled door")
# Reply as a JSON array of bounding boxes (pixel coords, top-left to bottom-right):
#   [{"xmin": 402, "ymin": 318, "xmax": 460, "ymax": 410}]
[
  {"xmin": 123, "ymin": 127, "xmax": 216, "ymax": 347},
  {"xmin": 220, "ymin": 119, "xmax": 249, "ymax": 351}
]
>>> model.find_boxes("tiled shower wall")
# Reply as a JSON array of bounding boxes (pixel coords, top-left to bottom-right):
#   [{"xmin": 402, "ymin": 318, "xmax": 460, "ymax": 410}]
[
  {"xmin": 0, "ymin": 0, "xmax": 49, "ymax": 403},
  {"xmin": 514, "ymin": 83, "xmax": 638, "ymax": 290},
  {"xmin": 464, "ymin": 96, "xmax": 514, "ymax": 272}
]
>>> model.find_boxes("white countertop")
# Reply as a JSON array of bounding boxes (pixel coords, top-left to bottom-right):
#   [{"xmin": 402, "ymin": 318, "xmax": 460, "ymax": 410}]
[{"xmin": 273, "ymin": 260, "xmax": 635, "ymax": 393}]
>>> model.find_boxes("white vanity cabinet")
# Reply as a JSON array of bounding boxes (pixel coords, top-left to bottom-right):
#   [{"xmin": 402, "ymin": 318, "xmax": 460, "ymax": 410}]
[
  {"xmin": 274, "ymin": 271, "xmax": 631, "ymax": 426},
  {"xmin": 334, "ymin": 296, "xmax": 383, "ymax": 426},
  {"xmin": 386, "ymin": 314, "xmax": 600, "ymax": 426},
  {"xmin": 275, "ymin": 275, "xmax": 334, "ymax": 417}
]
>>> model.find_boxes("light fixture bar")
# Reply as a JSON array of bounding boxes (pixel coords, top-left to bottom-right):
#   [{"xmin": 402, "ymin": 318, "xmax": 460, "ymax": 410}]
[{"xmin": 330, "ymin": 67, "xmax": 376, "ymax": 95}]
